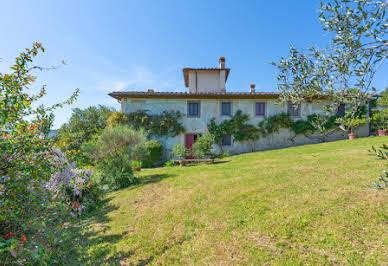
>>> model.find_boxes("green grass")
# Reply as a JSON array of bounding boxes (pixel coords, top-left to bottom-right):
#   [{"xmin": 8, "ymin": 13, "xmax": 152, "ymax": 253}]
[{"xmin": 75, "ymin": 137, "xmax": 387, "ymax": 265}]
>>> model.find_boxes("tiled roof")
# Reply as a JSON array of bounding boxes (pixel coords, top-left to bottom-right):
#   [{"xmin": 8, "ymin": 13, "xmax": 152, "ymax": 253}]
[
  {"xmin": 109, "ymin": 91, "xmax": 280, "ymax": 100},
  {"xmin": 182, "ymin": 68, "xmax": 231, "ymax": 87}
]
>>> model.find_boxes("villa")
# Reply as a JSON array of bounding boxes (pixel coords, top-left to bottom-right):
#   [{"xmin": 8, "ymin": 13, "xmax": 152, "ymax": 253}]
[{"xmin": 109, "ymin": 57, "xmax": 369, "ymax": 156}]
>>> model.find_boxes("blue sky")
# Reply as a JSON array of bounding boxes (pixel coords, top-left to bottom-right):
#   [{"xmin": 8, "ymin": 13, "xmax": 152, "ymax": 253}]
[{"xmin": 1, "ymin": 0, "xmax": 387, "ymax": 128}]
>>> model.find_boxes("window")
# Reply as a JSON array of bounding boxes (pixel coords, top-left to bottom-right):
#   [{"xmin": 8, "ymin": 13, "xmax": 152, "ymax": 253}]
[
  {"xmin": 287, "ymin": 102, "xmax": 300, "ymax": 117},
  {"xmin": 222, "ymin": 135, "xmax": 232, "ymax": 146},
  {"xmin": 336, "ymin": 103, "xmax": 346, "ymax": 117},
  {"xmin": 255, "ymin": 102, "xmax": 266, "ymax": 116},
  {"xmin": 187, "ymin": 101, "xmax": 200, "ymax": 117},
  {"xmin": 221, "ymin": 102, "xmax": 232, "ymax": 116}
]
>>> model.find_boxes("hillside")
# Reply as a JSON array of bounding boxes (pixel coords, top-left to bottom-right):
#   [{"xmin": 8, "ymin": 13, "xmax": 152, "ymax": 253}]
[{"xmin": 74, "ymin": 137, "xmax": 388, "ymax": 265}]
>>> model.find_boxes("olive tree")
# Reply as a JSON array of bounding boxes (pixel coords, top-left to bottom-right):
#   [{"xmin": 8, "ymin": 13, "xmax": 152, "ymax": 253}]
[{"xmin": 272, "ymin": 0, "xmax": 387, "ymax": 134}]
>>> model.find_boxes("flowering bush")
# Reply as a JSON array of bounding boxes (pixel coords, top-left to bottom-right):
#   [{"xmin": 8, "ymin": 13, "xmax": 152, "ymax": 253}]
[
  {"xmin": 0, "ymin": 43, "xmax": 79, "ymax": 263},
  {"xmin": 46, "ymin": 149, "xmax": 99, "ymax": 215}
]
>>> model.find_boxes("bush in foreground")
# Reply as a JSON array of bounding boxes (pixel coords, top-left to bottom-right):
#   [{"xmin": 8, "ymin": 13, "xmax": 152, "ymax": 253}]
[
  {"xmin": 87, "ymin": 125, "xmax": 147, "ymax": 191},
  {"xmin": 143, "ymin": 140, "xmax": 164, "ymax": 168}
]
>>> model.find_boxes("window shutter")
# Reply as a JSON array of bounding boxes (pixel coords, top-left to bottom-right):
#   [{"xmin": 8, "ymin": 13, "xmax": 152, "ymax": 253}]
[{"xmin": 256, "ymin": 103, "xmax": 265, "ymax": 116}]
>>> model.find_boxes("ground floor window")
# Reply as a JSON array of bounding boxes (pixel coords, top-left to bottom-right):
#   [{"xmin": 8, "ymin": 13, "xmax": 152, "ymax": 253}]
[{"xmin": 222, "ymin": 135, "xmax": 232, "ymax": 146}]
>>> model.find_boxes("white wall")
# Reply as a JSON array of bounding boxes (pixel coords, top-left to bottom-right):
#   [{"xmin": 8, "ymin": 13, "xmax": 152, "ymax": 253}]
[
  {"xmin": 188, "ymin": 71, "xmax": 225, "ymax": 93},
  {"xmin": 122, "ymin": 98, "xmax": 370, "ymax": 157}
]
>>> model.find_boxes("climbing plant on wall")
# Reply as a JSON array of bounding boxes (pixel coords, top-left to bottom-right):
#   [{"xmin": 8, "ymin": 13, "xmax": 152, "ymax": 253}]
[
  {"xmin": 107, "ymin": 110, "xmax": 185, "ymax": 137},
  {"xmin": 208, "ymin": 109, "xmax": 346, "ymax": 147}
]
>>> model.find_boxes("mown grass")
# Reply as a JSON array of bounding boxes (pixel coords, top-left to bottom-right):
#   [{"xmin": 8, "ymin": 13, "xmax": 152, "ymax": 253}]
[{"xmin": 73, "ymin": 137, "xmax": 387, "ymax": 265}]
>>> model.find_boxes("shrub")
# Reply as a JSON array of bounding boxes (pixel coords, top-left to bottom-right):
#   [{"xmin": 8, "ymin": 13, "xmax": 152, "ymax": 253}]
[
  {"xmin": 46, "ymin": 149, "xmax": 99, "ymax": 214},
  {"xmin": 369, "ymin": 144, "xmax": 388, "ymax": 189},
  {"xmin": 107, "ymin": 111, "xmax": 128, "ymax": 128},
  {"xmin": 192, "ymin": 133, "xmax": 215, "ymax": 159},
  {"xmin": 0, "ymin": 43, "xmax": 80, "ymax": 264},
  {"xmin": 87, "ymin": 125, "xmax": 147, "ymax": 161},
  {"xmin": 142, "ymin": 140, "xmax": 164, "ymax": 168},
  {"xmin": 164, "ymin": 160, "xmax": 175, "ymax": 167},
  {"xmin": 130, "ymin": 143, "xmax": 148, "ymax": 163},
  {"xmin": 172, "ymin": 143, "xmax": 189, "ymax": 159},
  {"xmin": 87, "ymin": 125, "xmax": 147, "ymax": 191},
  {"xmin": 94, "ymin": 153, "xmax": 136, "ymax": 191},
  {"xmin": 131, "ymin": 160, "xmax": 142, "ymax": 171}
]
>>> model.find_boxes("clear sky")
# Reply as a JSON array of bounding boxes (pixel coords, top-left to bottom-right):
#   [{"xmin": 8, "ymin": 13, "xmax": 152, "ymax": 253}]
[{"xmin": 1, "ymin": 0, "xmax": 387, "ymax": 128}]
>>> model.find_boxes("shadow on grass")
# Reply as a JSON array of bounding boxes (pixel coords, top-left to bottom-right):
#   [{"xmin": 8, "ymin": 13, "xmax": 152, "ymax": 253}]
[
  {"xmin": 61, "ymin": 197, "xmax": 135, "ymax": 264},
  {"xmin": 135, "ymin": 173, "xmax": 176, "ymax": 186},
  {"xmin": 211, "ymin": 160, "xmax": 231, "ymax": 165},
  {"xmin": 61, "ymin": 173, "xmax": 177, "ymax": 264}
]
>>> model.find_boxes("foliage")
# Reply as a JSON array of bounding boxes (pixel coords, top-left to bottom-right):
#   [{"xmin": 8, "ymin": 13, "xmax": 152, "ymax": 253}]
[
  {"xmin": 32, "ymin": 104, "xmax": 55, "ymax": 136},
  {"xmin": 272, "ymin": 0, "xmax": 387, "ymax": 129},
  {"xmin": 290, "ymin": 115, "xmax": 317, "ymax": 135},
  {"xmin": 207, "ymin": 118, "xmax": 234, "ymax": 150},
  {"xmin": 0, "ymin": 43, "xmax": 79, "ymax": 263},
  {"xmin": 107, "ymin": 111, "xmax": 128, "ymax": 128},
  {"xmin": 115, "ymin": 110, "xmax": 185, "ymax": 138},
  {"xmin": 336, "ymin": 106, "xmax": 369, "ymax": 133},
  {"xmin": 164, "ymin": 160, "xmax": 175, "ymax": 167},
  {"xmin": 192, "ymin": 133, "xmax": 215, "ymax": 159},
  {"xmin": 230, "ymin": 110, "xmax": 260, "ymax": 143},
  {"xmin": 369, "ymin": 144, "xmax": 388, "ymax": 189},
  {"xmin": 142, "ymin": 140, "xmax": 164, "ymax": 168},
  {"xmin": 371, "ymin": 109, "xmax": 388, "ymax": 131},
  {"xmin": 86, "ymin": 125, "xmax": 147, "ymax": 191},
  {"xmin": 258, "ymin": 112, "xmax": 293, "ymax": 135},
  {"xmin": 377, "ymin": 87, "xmax": 388, "ymax": 106},
  {"xmin": 58, "ymin": 105, "xmax": 114, "ymax": 166},
  {"xmin": 371, "ymin": 87, "xmax": 388, "ymax": 131},
  {"xmin": 131, "ymin": 160, "xmax": 142, "ymax": 170},
  {"xmin": 130, "ymin": 143, "xmax": 148, "ymax": 163},
  {"xmin": 93, "ymin": 153, "xmax": 136, "ymax": 191},
  {"xmin": 86, "ymin": 125, "xmax": 147, "ymax": 162},
  {"xmin": 172, "ymin": 143, "xmax": 189, "ymax": 159},
  {"xmin": 208, "ymin": 110, "xmax": 260, "ymax": 150},
  {"xmin": 46, "ymin": 149, "xmax": 98, "ymax": 213}
]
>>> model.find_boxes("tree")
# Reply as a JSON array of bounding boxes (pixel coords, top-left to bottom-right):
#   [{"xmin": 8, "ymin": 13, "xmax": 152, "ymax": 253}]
[
  {"xmin": 58, "ymin": 105, "xmax": 114, "ymax": 165},
  {"xmin": 272, "ymin": 0, "xmax": 387, "ymax": 134},
  {"xmin": 32, "ymin": 104, "xmax": 55, "ymax": 136}
]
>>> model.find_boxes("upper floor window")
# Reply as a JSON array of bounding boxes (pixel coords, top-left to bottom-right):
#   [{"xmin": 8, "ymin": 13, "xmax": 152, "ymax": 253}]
[
  {"xmin": 336, "ymin": 103, "xmax": 346, "ymax": 117},
  {"xmin": 255, "ymin": 102, "xmax": 266, "ymax": 116},
  {"xmin": 287, "ymin": 101, "xmax": 301, "ymax": 117},
  {"xmin": 187, "ymin": 101, "xmax": 200, "ymax": 117},
  {"xmin": 221, "ymin": 102, "xmax": 232, "ymax": 116}
]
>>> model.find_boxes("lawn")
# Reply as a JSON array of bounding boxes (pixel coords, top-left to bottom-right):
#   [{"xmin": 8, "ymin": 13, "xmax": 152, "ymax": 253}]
[{"xmin": 73, "ymin": 137, "xmax": 387, "ymax": 265}]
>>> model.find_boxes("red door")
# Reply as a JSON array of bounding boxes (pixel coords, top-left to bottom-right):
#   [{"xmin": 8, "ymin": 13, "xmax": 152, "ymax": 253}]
[{"xmin": 185, "ymin": 134, "xmax": 195, "ymax": 159}]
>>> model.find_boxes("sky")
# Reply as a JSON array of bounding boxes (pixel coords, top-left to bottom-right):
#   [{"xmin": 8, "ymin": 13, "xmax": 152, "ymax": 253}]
[{"xmin": 1, "ymin": 0, "xmax": 387, "ymax": 128}]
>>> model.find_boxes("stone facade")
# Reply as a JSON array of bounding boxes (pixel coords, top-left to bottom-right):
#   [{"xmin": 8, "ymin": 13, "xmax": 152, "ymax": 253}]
[{"xmin": 120, "ymin": 97, "xmax": 370, "ymax": 157}]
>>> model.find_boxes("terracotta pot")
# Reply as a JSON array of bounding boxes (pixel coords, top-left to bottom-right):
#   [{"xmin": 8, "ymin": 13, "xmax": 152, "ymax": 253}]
[
  {"xmin": 377, "ymin": 130, "xmax": 388, "ymax": 136},
  {"xmin": 348, "ymin": 133, "xmax": 356, "ymax": 140},
  {"xmin": 134, "ymin": 167, "xmax": 141, "ymax": 171}
]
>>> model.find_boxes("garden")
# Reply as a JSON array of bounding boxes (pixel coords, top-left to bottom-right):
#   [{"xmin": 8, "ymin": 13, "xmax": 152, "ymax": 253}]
[{"xmin": 0, "ymin": 0, "xmax": 387, "ymax": 264}]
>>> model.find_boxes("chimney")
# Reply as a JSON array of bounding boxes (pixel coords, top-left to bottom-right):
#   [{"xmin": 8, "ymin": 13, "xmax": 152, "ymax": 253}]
[
  {"xmin": 250, "ymin": 83, "xmax": 256, "ymax": 93},
  {"xmin": 218, "ymin": 56, "xmax": 225, "ymax": 69}
]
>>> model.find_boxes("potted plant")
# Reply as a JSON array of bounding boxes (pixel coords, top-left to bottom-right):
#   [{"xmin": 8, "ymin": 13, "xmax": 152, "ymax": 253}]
[
  {"xmin": 372, "ymin": 110, "xmax": 388, "ymax": 136},
  {"xmin": 131, "ymin": 160, "xmax": 142, "ymax": 171},
  {"xmin": 337, "ymin": 116, "xmax": 369, "ymax": 139}
]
